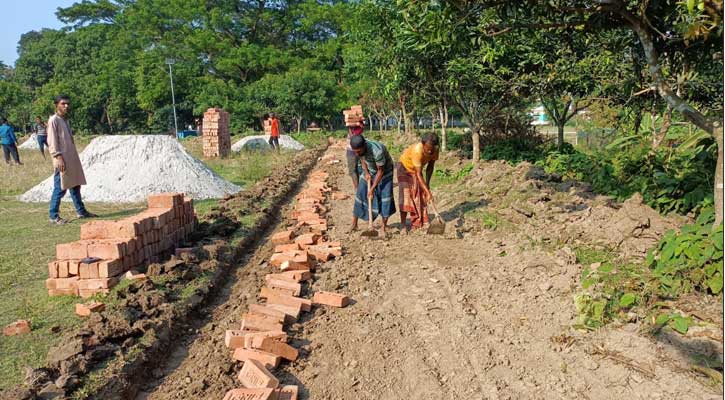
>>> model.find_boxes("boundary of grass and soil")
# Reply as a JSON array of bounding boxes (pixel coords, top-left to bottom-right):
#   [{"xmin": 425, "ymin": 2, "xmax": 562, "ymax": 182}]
[{"xmin": 5, "ymin": 142, "xmax": 328, "ymax": 400}]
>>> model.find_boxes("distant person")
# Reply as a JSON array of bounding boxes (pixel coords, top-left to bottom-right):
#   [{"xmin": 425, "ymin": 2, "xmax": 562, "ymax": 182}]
[
  {"xmin": 0, "ymin": 118, "xmax": 22, "ymax": 165},
  {"xmin": 349, "ymin": 135, "xmax": 395, "ymax": 236},
  {"xmin": 397, "ymin": 133, "xmax": 439, "ymax": 233},
  {"xmin": 34, "ymin": 116, "xmax": 48, "ymax": 158},
  {"xmin": 346, "ymin": 119, "xmax": 364, "ymax": 192},
  {"xmin": 268, "ymin": 112, "xmax": 280, "ymax": 151},
  {"xmin": 47, "ymin": 95, "xmax": 96, "ymax": 225}
]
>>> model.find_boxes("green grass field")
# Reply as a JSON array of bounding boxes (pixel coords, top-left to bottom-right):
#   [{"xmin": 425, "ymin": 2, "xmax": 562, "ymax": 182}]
[{"xmin": 0, "ymin": 133, "xmax": 317, "ymax": 390}]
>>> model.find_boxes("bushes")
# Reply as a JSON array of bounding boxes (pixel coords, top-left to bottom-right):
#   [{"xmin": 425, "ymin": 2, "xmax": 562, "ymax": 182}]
[
  {"xmin": 647, "ymin": 209, "xmax": 723, "ymax": 297},
  {"xmin": 535, "ymin": 139, "xmax": 716, "ymax": 215},
  {"xmin": 574, "ymin": 209, "xmax": 723, "ymax": 332}
]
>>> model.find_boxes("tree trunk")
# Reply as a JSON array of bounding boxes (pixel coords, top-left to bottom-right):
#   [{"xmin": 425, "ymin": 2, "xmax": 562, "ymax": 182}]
[
  {"xmin": 296, "ymin": 118, "xmax": 301, "ymax": 134},
  {"xmin": 397, "ymin": 110, "xmax": 402, "ymax": 134},
  {"xmin": 618, "ymin": 7, "xmax": 722, "ymax": 223},
  {"xmin": 472, "ymin": 127, "xmax": 480, "ymax": 163},
  {"xmin": 438, "ymin": 105, "xmax": 447, "ymax": 152},
  {"xmin": 653, "ymin": 106, "xmax": 672, "ymax": 148},
  {"xmin": 557, "ymin": 121, "xmax": 565, "ymax": 148},
  {"xmin": 633, "ymin": 107, "xmax": 643, "ymax": 136},
  {"xmin": 715, "ymin": 122, "xmax": 724, "ymax": 225},
  {"xmin": 401, "ymin": 105, "xmax": 408, "ymax": 135}
]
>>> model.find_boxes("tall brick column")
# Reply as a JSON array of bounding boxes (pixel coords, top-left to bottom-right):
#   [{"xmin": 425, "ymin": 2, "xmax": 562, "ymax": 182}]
[{"xmin": 202, "ymin": 108, "xmax": 231, "ymax": 158}]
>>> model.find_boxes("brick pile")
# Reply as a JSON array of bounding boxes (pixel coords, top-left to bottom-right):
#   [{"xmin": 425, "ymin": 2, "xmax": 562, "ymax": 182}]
[
  {"xmin": 343, "ymin": 104, "xmax": 363, "ymax": 127},
  {"xmin": 222, "ymin": 164, "xmax": 349, "ymax": 400},
  {"xmin": 45, "ymin": 193, "xmax": 197, "ymax": 298},
  {"xmin": 203, "ymin": 108, "xmax": 231, "ymax": 158}
]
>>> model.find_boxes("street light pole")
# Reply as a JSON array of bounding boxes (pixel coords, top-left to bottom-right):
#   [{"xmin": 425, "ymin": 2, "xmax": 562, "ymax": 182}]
[{"xmin": 165, "ymin": 58, "xmax": 179, "ymax": 137}]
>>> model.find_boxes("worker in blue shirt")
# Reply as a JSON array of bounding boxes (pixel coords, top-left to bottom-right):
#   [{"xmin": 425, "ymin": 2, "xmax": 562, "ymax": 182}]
[{"xmin": 0, "ymin": 118, "xmax": 22, "ymax": 165}]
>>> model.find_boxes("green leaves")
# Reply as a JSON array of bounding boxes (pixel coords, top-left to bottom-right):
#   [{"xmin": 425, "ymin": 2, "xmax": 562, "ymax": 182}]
[{"xmin": 619, "ymin": 293, "xmax": 637, "ymax": 308}]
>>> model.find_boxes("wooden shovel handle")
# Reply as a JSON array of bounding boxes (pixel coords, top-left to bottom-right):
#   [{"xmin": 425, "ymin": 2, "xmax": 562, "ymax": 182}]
[{"xmin": 367, "ymin": 178, "xmax": 374, "ymax": 228}]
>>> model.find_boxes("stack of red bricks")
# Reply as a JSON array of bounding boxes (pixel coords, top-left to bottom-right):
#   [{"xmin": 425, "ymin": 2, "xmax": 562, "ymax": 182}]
[
  {"xmin": 222, "ymin": 166, "xmax": 349, "ymax": 400},
  {"xmin": 46, "ymin": 193, "xmax": 197, "ymax": 298},
  {"xmin": 343, "ymin": 104, "xmax": 363, "ymax": 127},
  {"xmin": 202, "ymin": 107, "xmax": 231, "ymax": 158}
]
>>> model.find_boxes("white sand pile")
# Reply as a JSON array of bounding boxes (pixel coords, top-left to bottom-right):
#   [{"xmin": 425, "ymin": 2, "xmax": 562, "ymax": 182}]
[
  {"xmin": 20, "ymin": 135, "xmax": 241, "ymax": 203},
  {"xmin": 232, "ymin": 135, "xmax": 305, "ymax": 152},
  {"xmin": 18, "ymin": 134, "xmax": 40, "ymax": 150}
]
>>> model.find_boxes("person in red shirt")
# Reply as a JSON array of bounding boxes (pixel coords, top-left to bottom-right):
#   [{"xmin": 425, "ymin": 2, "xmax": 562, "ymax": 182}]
[{"xmin": 268, "ymin": 112, "xmax": 280, "ymax": 152}]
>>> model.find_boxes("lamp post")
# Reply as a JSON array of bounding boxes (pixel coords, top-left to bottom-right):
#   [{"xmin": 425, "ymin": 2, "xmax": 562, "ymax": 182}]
[{"xmin": 165, "ymin": 58, "xmax": 179, "ymax": 137}]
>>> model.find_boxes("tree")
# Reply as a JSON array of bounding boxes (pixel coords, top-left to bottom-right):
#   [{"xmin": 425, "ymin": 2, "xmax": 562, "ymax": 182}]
[{"xmin": 461, "ymin": 0, "xmax": 723, "ymax": 222}]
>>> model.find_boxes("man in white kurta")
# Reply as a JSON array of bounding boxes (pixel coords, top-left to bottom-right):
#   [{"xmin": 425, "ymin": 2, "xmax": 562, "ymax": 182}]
[{"xmin": 47, "ymin": 95, "xmax": 96, "ymax": 225}]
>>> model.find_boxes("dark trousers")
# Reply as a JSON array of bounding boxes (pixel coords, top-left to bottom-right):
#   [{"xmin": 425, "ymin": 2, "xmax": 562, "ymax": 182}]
[
  {"xmin": 49, "ymin": 169, "xmax": 87, "ymax": 220},
  {"xmin": 268, "ymin": 136, "xmax": 280, "ymax": 150},
  {"xmin": 2, "ymin": 144, "xmax": 20, "ymax": 164}
]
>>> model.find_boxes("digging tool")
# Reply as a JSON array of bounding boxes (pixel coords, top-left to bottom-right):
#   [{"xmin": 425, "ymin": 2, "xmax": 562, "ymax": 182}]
[
  {"xmin": 361, "ymin": 178, "xmax": 379, "ymax": 238},
  {"xmin": 426, "ymin": 198, "xmax": 445, "ymax": 235}
]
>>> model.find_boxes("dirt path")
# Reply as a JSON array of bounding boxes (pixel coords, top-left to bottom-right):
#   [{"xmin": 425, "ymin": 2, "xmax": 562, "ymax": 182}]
[{"xmin": 136, "ymin": 145, "xmax": 721, "ymax": 399}]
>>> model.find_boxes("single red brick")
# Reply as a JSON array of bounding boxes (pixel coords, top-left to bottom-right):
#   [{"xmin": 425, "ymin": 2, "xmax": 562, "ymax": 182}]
[
  {"xmin": 237, "ymin": 359, "xmax": 279, "ymax": 389},
  {"xmin": 260, "ymin": 287, "xmax": 311, "ymax": 312},
  {"xmin": 98, "ymin": 259, "xmax": 124, "ymax": 278},
  {"xmin": 80, "ymin": 221, "xmax": 117, "ymax": 240},
  {"xmin": 56, "ymin": 242, "xmax": 88, "ymax": 260},
  {"xmin": 313, "ymin": 291, "xmax": 350, "ymax": 308},
  {"xmin": 77, "ymin": 277, "xmax": 119, "ymax": 290},
  {"xmin": 294, "ymin": 233, "xmax": 320, "ymax": 249},
  {"xmin": 279, "ymin": 260, "xmax": 312, "ymax": 273},
  {"xmin": 3, "ymin": 320, "xmax": 31, "ymax": 336},
  {"xmin": 48, "ymin": 262, "xmax": 59, "ymax": 278},
  {"xmin": 243, "ymin": 331, "xmax": 288, "ymax": 349},
  {"xmin": 264, "ymin": 303, "xmax": 301, "ymax": 321},
  {"xmin": 305, "ymin": 247, "xmax": 333, "ymax": 262},
  {"xmin": 249, "ymin": 337, "xmax": 298, "ymax": 361},
  {"xmin": 241, "ymin": 313, "xmax": 284, "ymax": 332},
  {"xmin": 248, "ymin": 304, "xmax": 287, "ymax": 324},
  {"xmin": 265, "ymin": 272, "xmax": 299, "ymax": 284},
  {"xmin": 265, "ymin": 279, "xmax": 302, "ymax": 297},
  {"xmin": 147, "ymin": 192, "xmax": 183, "ymax": 209},
  {"xmin": 124, "ymin": 270, "xmax": 146, "ymax": 280},
  {"xmin": 274, "ymin": 243, "xmax": 300, "ymax": 253},
  {"xmin": 279, "ymin": 270, "xmax": 312, "ymax": 283},
  {"xmin": 232, "ymin": 348, "xmax": 280, "ymax": 369},
  {"xmin": 87, "ymin": 240, "xmax": 125, "ymax": 260},
  {"xmin": 225, "ymin": 330, "xmax": 246, "ymax": 349},
  {"xmin": 75, "ymin": 302, "xmax": 105, "ymax": 317},
  {"xmin": 48, "ymin": 288, "xmax": 79, "ymax": 297},
  {"xmin": 223, "ymin": 388, "xmax": 277, "ymax": 400},
  {"xmin": 276, "ymin": 385, "xmax": 299, "ymax": 400},
  {"xmin": 68, "ymin": 260, "xmax": 80, "ymax": 276},
  {"xmin": 270, "ymin": 230, "xmax": 295, "ymax": 246}
]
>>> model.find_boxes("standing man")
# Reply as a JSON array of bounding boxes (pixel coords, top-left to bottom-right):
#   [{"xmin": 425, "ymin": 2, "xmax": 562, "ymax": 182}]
[
  {"xmin": 35, "ymin": 116, "xmax": 48, "ymax": 158},
  {"xmin": 47, "ymin": 95, "xmax": 96, "ymax": 225},
  {"xmin": 349, "ymin": 135, "xmax": 396, "ymax": 236},
  {"xmin": 396, "ymin": 133, "xmax": 439, "ymax": 233},
  {"xmin": 268, "ymin": 112, "xmax": 280, "ymax": 151},
  {"xmin": 345, "ymin": 119, "xmax": 364, "ymax": 192},
  {"xmin": 0, "ymin": 118, "xmax": 22, "ymax": 165}
]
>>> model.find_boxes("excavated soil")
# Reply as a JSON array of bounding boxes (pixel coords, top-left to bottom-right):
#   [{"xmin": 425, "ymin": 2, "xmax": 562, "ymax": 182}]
[{"xmin": 133, "ymin": 146, "xmax": 722, "ymax": 400}]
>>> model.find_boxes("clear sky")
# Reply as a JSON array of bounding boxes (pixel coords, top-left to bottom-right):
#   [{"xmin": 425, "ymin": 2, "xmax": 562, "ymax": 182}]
[{"xmin": 1, "ymin": 0, "xmax": 77, "ymax": 66}]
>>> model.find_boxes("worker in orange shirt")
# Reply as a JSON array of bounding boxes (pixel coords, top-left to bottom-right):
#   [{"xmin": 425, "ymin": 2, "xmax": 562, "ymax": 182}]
[{"xmin": 268, "ymin": 112, "xmax": 280, "ymax": 152}]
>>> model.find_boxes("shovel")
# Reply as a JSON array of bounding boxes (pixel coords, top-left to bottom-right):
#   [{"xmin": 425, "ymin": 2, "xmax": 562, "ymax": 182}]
[
  {"xmin": 361, "ymin": 178, "xmax": 379, "ymax": 238},
  {"xmin": 426, "ymin": 198, "xmax": 445, "ymax": 235}
]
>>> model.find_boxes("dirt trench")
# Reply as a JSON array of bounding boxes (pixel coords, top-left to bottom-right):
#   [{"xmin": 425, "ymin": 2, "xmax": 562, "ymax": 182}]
[{"xmin": 134, "ymin": 145, "xmax": 721, "ymax": 400}]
